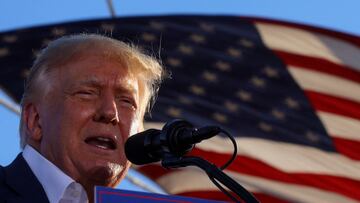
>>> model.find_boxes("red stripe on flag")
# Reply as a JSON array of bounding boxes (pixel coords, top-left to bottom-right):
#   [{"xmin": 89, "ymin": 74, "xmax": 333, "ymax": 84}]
[
  {"xmin": 304, "ymin": 90, "xmax": 360, "ymax": 120},
  {"xmin": 136, "ymin": 164, "xmax": 174, "ymax": 180},
  {"xmin": 179, "ymin": 191, "xmax": 290, "ymax": 203},
  {"xmin": 251, "ymin": 192, "xmax": 291, "ymax": 203},
  {"xmin": 333, "ymin": 137, "xmax": 360, "ymax": 160},
  {"xmin": 138, "ymin": 149, "xmax": 360, "ymax": 201},
  {"xmin": 274, "ymin": 50, "xmax": 360, "ymax": 83},
  {"xmin": 188, "ymin": 148, "xmax": 360, "ymax": 201},
  {"xmin": 178, "ymin": 191, "xmax": 234, "ymax": 202}
]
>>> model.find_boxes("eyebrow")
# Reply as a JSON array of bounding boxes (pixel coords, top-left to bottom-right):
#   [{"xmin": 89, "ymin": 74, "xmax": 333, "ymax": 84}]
[
  {"xmin": 76, "ymin": 77, "xmax": 102, "ymax": 87},
  {"xmin": 75, "ymin": 76, "xmax": 138, "ymax": 95}
]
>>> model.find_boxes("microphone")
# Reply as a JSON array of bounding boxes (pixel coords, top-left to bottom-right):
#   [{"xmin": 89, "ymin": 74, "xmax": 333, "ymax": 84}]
[{"xmin": 125, "ymin": 119, "xmax": 221, "ymax": 165}]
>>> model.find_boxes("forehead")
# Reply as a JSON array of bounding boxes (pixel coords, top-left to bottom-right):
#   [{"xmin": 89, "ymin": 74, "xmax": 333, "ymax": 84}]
[{"xmin": 56, "ymin": 53, "xmax": 138, "ymax": 91}]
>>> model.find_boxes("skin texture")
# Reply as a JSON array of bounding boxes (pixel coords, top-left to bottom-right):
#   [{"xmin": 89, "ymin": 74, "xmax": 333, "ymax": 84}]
[{"xmin": 23, "ymin": 53, "xmax": 141, "ymax": 202}]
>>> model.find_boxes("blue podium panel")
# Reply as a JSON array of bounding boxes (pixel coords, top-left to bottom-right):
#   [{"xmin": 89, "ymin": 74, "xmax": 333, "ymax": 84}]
[{"xmin": 95, "ymin": 186, "xmax": 228, "ymax": 203}]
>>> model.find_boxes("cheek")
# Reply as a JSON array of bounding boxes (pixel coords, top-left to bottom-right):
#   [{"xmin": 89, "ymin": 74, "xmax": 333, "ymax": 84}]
[
  {"xmin": 119, "ymin": 110, "xmax": 140, "ymax": 138},
  {"xmin": 129, "ymin": 119, "xmax": 140, "ymax": 136},
  {"xmin": 53, "ymin": 101, "xmax": 95, "ymax": 143},
  {"xmin": 63, "ymin": 100, "xmax": 95, "ymax": 123}
]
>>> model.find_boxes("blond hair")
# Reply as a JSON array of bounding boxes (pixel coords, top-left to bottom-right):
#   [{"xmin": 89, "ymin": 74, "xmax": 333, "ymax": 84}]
[{"xmin": 19, "ymin": 33, "xmax": 164, "ymax": 148}]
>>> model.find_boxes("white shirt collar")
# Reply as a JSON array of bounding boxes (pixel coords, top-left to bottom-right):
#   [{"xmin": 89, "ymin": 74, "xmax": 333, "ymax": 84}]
[{"xmin": 23, "ymin": 145, "xmax": 88, "ymax": 203}]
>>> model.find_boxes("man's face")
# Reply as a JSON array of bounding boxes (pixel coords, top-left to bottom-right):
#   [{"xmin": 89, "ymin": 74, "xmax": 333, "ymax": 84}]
[{"xmin": 34, "ymin": 53, "xmax": 140, "ymax": 190}]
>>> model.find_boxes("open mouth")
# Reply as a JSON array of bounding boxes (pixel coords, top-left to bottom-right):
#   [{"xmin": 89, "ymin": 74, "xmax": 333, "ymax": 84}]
[{"xmin": 85, "ymin": 136, "xmax": 117, "ymax": 150}]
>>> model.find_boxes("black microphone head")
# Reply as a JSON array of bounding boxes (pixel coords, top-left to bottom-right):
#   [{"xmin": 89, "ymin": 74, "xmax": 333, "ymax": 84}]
[{"xmin": 125, "ymin": 129, "xmax": 161, "ymax": 165}]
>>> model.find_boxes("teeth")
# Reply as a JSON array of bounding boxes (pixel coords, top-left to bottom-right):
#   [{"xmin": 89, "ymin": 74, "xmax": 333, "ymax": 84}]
[
  {"xmin": 96, "ymin": 137, "xmax": 111, "ymax": 142},
  {"xmin": 85, "ymin": 136, "xmax": 116, "ymax": 150},
  {"xmin": 95, "ymin": 144, "xmax": 108, "ymax": 149}
]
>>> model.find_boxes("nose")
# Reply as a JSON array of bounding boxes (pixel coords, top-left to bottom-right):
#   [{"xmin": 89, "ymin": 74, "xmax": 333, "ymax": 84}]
[{"xmin": 93, "ymin": 92, "xmax": 119, "ymax": 125}]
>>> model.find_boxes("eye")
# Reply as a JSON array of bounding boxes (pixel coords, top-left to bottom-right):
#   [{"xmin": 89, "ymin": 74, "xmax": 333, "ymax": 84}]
[
  {"xmin": 77, "ymin": 91, "xmax": 91, "ymax": 95},
  {"xmin": 117, "ymin": 96, "xmax": 137, "ymax": 110},
  {"xmin": 75, "ymin": 89, "xmax": 98, "ymax": 99}
]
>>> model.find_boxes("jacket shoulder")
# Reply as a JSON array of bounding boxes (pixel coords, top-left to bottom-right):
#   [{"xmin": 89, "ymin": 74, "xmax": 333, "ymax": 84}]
[
  {"xmin": 0, "ymin": 164, "xmax": 7, "ymax": 191},
  {"xmin": 0, "ymin": 164, "xmax": 17, "ymax": 200},
  {"xmin": 0, "ymin": 164, "xmax": 4, "ymax": 180},
  {"xmin": 1, "ymin": 154, "xmax": 49, "ymax": 203},
  {"xmin": 0, "ymin": 159, "xmax": 25, "ymax": 201}
]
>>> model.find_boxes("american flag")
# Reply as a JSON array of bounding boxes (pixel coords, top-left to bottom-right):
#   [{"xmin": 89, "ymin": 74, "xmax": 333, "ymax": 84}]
[{"xmin": 0, "ymin": 15, "xmax": 359, "ymax": 203}]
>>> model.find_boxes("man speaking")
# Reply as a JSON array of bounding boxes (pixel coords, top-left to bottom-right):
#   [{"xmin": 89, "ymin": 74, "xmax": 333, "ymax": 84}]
[{"xmin": 0, "ymin": 34, "xmax": 164, "ymax": 203}]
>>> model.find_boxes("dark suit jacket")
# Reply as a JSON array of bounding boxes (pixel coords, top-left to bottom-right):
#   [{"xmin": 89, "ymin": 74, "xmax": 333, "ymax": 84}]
[{"xmin": 0, "ymin": 153, "xmax": 49, "ymax": 203}]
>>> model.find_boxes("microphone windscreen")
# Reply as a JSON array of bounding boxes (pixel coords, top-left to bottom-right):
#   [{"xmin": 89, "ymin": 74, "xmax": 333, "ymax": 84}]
[{"xmin": 125, "ymin": 129, "xmax": 161, "ymax": 165}]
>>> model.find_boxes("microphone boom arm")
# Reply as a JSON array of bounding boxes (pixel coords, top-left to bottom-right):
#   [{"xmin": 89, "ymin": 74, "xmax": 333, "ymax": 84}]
[{"xmin": 162, "ymin": 155, "xmax": 259, "ymax": 203}]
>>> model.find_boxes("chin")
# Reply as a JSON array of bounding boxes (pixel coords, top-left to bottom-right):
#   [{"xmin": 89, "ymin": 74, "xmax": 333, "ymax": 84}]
[{"xmin": 87, "ymin": 161, "xmax": 128, "ymax": 186}]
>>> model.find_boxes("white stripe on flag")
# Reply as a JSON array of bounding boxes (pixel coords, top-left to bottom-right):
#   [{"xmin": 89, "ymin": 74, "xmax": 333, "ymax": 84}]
[
  {"xmin": 143, "ymin": 122, "xmax": 360, "ymax": 179},
  {"xmin": 256, "ymin": 22, "xmax": 360, "ymax": 70},
  {"xmin": 157, "ymin": 168, "xmax": 358, "ymax": 203},
  {"xmin": 196, "ymin": 137, "xmax": 360, "ymax": 180},
  {"xmin": 287, "ymin": 66, "xmax": 360, "ymax": 103},
  {"xmin": 317, "ymin": 111, "xmax": 360, "ymax": 141}
]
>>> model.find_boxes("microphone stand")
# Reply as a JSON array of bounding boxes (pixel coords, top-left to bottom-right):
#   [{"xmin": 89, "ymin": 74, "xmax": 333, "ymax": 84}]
[{"xmin": 162, "ymin": 155, "xmax": 259, "ymax": 203}]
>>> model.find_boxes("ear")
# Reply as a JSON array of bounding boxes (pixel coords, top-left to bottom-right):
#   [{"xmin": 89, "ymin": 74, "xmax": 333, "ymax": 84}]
[{"xmin": 23, "ymin": 103, "xmax": 42, "ymax": 142}]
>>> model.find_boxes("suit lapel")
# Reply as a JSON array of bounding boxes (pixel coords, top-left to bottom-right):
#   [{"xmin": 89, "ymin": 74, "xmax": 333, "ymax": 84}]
[{"xmin": 4, "ymin": 153, "xmax": 49, "ymax": 203}]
